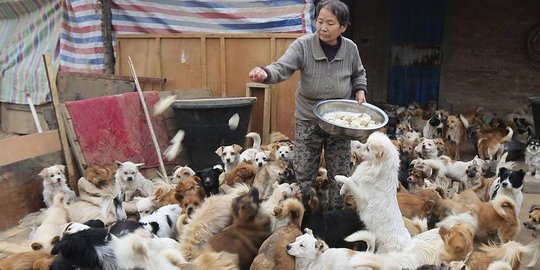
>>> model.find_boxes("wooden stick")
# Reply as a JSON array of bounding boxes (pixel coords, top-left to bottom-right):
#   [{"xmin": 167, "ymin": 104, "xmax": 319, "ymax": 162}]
[
  {"xmin": 127, "ymin": 56, "xmax": 169, "ymax": 181},
  {"xmin": 43, "ymin": 54, "xmax": 79, "ymax": 192}
]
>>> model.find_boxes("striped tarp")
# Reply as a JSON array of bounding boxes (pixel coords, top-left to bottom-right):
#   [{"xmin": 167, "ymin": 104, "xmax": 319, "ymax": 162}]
[
  {"xmin": 0, "ymin": 0, "xmax": 62, "ymax": 105},
  {"xmin": 61, "ymin": 0, "xmax": 314, "ymax": 74},
  {"xmin": 1, "ymin": 0, "xmax": 314, "ymax": 104}
]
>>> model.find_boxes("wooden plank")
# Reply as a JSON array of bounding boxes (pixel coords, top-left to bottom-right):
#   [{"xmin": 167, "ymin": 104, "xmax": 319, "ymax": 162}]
[
  {"xmin": 220, "ymin": 37, "xmax": 226, "ymax": 97},
  {"xmin": 43, "ymin": 55, "xmax": 78, "ymax": 191},
  {"xmin": 61, "ymin": 104, "xmax": 86, "ymax": 175},
  {"xmin": 200, "ymin": 37, "xmax": 207, "ymax": 88},
  {"xmin": 156, "ymin": 36, "xmax": 162, "ymax": 79},
  {"xmin": 0, "ymin": 130, "xmax": 61, "ymax": 166},
  {"xmin": 160, "ymin": 38, "xmax": 202, "ymax": 90}
]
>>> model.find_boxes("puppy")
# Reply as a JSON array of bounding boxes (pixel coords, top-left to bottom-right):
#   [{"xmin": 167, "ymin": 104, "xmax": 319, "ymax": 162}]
[
  {"xmin": 268, "ymin": 140, "xmax": 294, "ymax": 164},
  {"xmin": 525, "ymin": 137, "xmax": 540, "ymax": 179},
  {"xmin": 179, "ymin": 194, "xmax": 204, "ymax": 217},
  {"xmin": 115, "ymin": 161, "xmax": 154, "ymax": 201},
  {"xmin": 139, "ymin": 204, "xmax": 182, "ymax": 238},
  {"xmin": 252, "ymin": 159, "xmax": 292, "ymax": 200},
  {"xmin": 84, "ymin": 164, "xmax": 116, "ymax": 188},
  {"xmin": 216, "ymin": 144, "xmax": 243, "ymax": 173},
  {"xmin": 31, "ymin": 193, "xmax": 69, "ymax": 252},
  {"xmin": 439, "ymin": 220, "xmax": 476, "ymax": 263},
  {"xmin": 250, "ymin": 198, "xmax": 304, "ymax": 270},
  {"xmin": 39, "ymin": 164, "xmax": 76, "ymax": 207},
  {"xmin": 489, "ymin": 167, "xmax": 525, "ymax": 211},
  {"xmin": 0, "ymin": 251, "xmax": 54, "ymax": 270},
  {"xmin": 524, "ymin": 205, "xmax": 540, "ymax": 268},
  {"xmin": 240, "ymin": 132, "xmax": 270, "ymax": 169},
  {"xmin": 478, "ymin": 127, "xmax": 514, "ymax": 161},
  {"xmin": 171, "ymin": 165, "xmax": 196, "ymax": 184},
  {"xmin": 336, "ymin": 132, "xmax": 412, "ymax": 252},
  {"xmin": 224, "ymin": 162, "xmax": 257, "ymax": 186},
  {"xmin": 205, "ymin": 188, "xmax": 272, "ymax": 270},
  {"xmin": 197, "ymin": 167, "xmax": 223, "ymax": 196},
  {"xmin": 445, "ymin": 114, "xmax": 469, "ymax": 160}
]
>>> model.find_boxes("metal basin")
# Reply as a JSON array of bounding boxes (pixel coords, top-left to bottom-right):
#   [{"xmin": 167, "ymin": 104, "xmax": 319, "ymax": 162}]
[{"xmin": 313, "ymin": 99, "xmax": 388, "ymax": 141}]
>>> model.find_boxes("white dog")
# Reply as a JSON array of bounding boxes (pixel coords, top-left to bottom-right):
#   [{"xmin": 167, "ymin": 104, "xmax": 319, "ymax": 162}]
[
  {"xmin": 115, "ymin": 161, "xmax": 154, "ymax": 202},
  {"xmin": 31, "ymin": 193, "xmax": 69, "ymax": 252},
  {"xmin": 215, "ymin": 144, "xmax": 243, "ymax": 173},
  {"xmin": 39, "ymin": 164, "xmax": 77, "ymax": 207},
  {"xmin": 139, "ymin": 204, "xmax": 182, "ymax": 238},
  {"xmin": 336, "ymin": 132, "xmax": 412, "ymax": 253},
  {"xmin": 171, "ymin": 165, "xmax": 196, "ymax": 184},
  {"xmin": 240, "ymin": 132, "xmax": 270, "ymax": 168}
]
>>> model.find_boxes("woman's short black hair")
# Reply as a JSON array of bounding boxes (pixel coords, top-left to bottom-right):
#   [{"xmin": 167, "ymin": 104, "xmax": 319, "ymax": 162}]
[{"xmin": 316, "ymin": 0, "xmax": 350, "ymax": 27}]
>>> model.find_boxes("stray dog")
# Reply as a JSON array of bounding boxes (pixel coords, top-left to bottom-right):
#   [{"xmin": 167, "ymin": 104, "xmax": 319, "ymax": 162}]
[
  {"xmin": 489, "ymin": 167, "xmax": 525, "ymax": 211},
  {"xmin": 84, "ymin": 164, "xmax": 116, "ymax": 188},
  {"xmin": 31, "ymin": 193, "xmax": 69, "ymax": 252},
  {"xmin": 171, "ymin": 165, "xmax": 196, "ymax": 184},
  {"xmin": 414, "ymin": 138, "xmax": 441, "ymax": 159},
  {"xmin": 0, "ymin": 251, "xmax": 54, "ymax": 270},
  {"xmin": 525, "ymin": 137, "xmax": 540, "ymax": 179},
  {"xmin": 252, "ymin": 160, "xmax": 292, "ymax": 200},
  {"xmin": 205, "ymin": 188, "xmax": 272, "ymax": 270},
  {"xmin": 423, "ymin": 112, "xmax": 444, "ymax": 139},
  {"xmin": 336, "ymin": 132, "xmax": 412, "ymax": 252},
  {"xmin": 197, "ymin": 167, "xmax": 223, "ymax": 196},
  {"xmin": 216, "ymin": 144, "xmax": 243, "ymax": 173},
  {"xmin": 174, "ymin": 175, "xmax": 207, "ymax": 205},
  {"xmin": 439, "ymin": 219, "xmax": 477, "ymax": 263},
  {"xmin": 445, "ymin": 114, "xmax": 469, "ymax": 160},
  {"xmin": 250, "ymin": 198, "xmax": 304, "ymax": 270},
  {"xmin": 39, "ymin": 164, "xmax": 76, "ymax": 207},
  {"xmin": 240, "ymin": 132, "xmax": 270, "ymax": 169},
  {"xmin": 224, "ymin": 162, "xmax": 257, "ymax": 186},
  {"xmin": 139, "ymin": 204, "xmax": 182, "ymax": 238},
  {"xmin": 523, "ymin": 205, "xmax": 540, "ymax": 268},
  {"xmin": 114, "ymin": 161, "xmax": 154, "ymax": 201},
  {"xmin": 478, "ymin": 127, "xmax": 513, "ymax": 161}
]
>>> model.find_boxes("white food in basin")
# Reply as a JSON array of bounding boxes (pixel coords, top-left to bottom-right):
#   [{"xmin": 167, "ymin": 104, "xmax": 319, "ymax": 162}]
[{"xmin": 322, "ymin": 111, "xmax": 380, "ymax": 128}]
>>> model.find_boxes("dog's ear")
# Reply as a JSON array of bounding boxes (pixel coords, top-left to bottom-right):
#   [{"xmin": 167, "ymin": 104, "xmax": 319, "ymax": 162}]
[
  {"xmin": 215, "ymin": 146, "xmax": 224, "ymax": 156},
  {"xmin": 517, "ymin": 169, "xmax": 526, "ymax": 178},
  {"xmin": 38, "ymin": 168, "xmax": 48, "ymax": 178},
  {"xmin": 438, "ymin": 226, "xmax": 449, "ymax": 239},
  {"xmin": 214, "ymin": 167, "xmax": 223, "ymax": 175},
  {"xmin": 115, "ymin": 160, "xmax": 123, "ymax": 168},
  {"xmin": 173, "ymin": 165, "xmax": 182, "ymax": 172},
  {"xmin": 273, "ymin": 205, "xmax": 283, "ymax": 217},
  {"xmin": 315, "ymin": 240, "xmax": 328, "ymax": 253},
  {"xmin": 57, "ymin": 164, "xmax": 66, "ymax": 173},
  {"xmin": 232, "ymin": 144, "xmax": 243, "ymax": 153},
  {"xmin": 249, "ymin": 187, "xmax": 260, "ymax": 204},
  {"xmin": 31, "ymin": 242, "xmax": 43, "ymax": 251},
  {"xmin": 304, "ymin": 228, "xmax": 313, "ymax": 235},
  {"xmin": 497, "ymin": 167, "xmax": 508, "ymax": 177},
  {"xmin": 308, "ymin": 194, "xmax": 319, "ymax": 211},
  {"xmin": 51, "ymin": 235, "xmax": 61, "ymax": 245},
  {"xmin": 135, "ymin": 163, "xmax": 144, "ymax": 169},
  {"xmin": 368, "ymin": 141, "xmax": 385, "ymax": 160}
]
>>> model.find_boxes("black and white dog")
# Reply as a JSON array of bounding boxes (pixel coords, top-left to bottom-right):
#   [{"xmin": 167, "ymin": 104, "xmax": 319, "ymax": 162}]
[
  {"xmin": 489, "ymin": 167, "xmax": 526, "ymax": 211},
  {"xmin": 525, "ymin": 137, "xmax": 540, "ymax": 179}
]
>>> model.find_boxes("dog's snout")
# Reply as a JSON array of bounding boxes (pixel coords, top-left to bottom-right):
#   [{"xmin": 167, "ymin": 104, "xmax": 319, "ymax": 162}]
[
  {"xmin": 286, "ymin": 244, "xmax": 291, "ymax": 251},
  {"xmin": 407, "ymin": 176, "xmax": 413, "ymax": 183},
  {"xmin": 127, "ymin": 176, "xmax": 133, "ymax": 181},
  {"xmin": 502, "ymin": 182, "xmax": 508, "ymax": 187}
]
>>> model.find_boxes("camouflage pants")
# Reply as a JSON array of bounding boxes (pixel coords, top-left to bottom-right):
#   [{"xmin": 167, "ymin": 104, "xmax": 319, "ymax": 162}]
[{"xmin": 293, "ymin": 119, "xmax": 351, "ymax": 209}]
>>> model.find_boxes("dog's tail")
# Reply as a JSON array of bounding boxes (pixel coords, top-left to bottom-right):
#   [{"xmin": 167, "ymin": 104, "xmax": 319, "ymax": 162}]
[
  {"xmin": 345, "ymin": 230, "xmax": 377, "ymax": 253},
  {"xmin": 480, "ymin": 240, "xmax": 536, "ymax": 269},
  {"xmin": 501, "ymin": 126, "xmax": 514, "ymax": 143},
  {"xmin": 486, "ymin": 260, "xmax": 512, "ymax": 270},
  {"xmin": 113, "ymin": 196, "xmax": 127, "ymax": 221},
  {"xmin": 491, "ymin": 195, "xmax": 518, "ymax": 223},
  {"xmin": 246, "ymin": 132, "xmax": 262, "ymax": 149},
  {"xmin": 459, "ymin": 114, "xmax": 469, "ymax": 130},
  {"xmin": 52, "ymin": 193, "xmax": 66, "ymax": 207},
  {"xmin": 496, "ymin": 152, "xmax": 517, "ymax": 172},
  {"xmin": 274, "ymin": 198, "xmax": 305, "ymax": 227},
  {"xmin": 269, "ymin": 131, "xmax": 291, "ymax": 144}
]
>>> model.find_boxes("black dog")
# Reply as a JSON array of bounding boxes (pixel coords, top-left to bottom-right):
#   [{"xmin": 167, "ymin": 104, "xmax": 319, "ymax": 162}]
[{"xmin": 197, "ymin": 167, "xmax": 222, "ymax": 195}]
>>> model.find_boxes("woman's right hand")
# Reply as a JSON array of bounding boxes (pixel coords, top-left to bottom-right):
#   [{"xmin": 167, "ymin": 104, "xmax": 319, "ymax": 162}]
[{"xmin": 249, "ymin": 67, "xmax": 268, "ymax": 83}]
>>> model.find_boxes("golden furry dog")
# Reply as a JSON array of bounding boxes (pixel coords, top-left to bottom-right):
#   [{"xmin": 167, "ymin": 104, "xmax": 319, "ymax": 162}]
[
  {"xmin": 174, "ymin": 175, "xmax": 206, "ymax": 203},
  {"xmin": 84, "ymin": 164, "xmax": 116, "ymax": 188},
  {"xmin": 180, "ymin": 194, "xmax": 204, "ymax": 216},
  {"xmin": 179, "ymin": 247, "xmax": 239, "ymax": 270},
  {"xmin": 250, "ymin": 198, "xmax": 304, "ymax": 270},
  {"xmin": 445, "ymin": 114, "xmax": 469, "ymax": 160},
  {"xmin": 523, "ymin": 205, "xmax": 540, "ymax": 267},
  {"xmin": 179, "ymin": 184, "xmax": 250, "ymax": 260},
  {"xmin": 252, "ymin": 160, "xmax": 291, "ymax": 199},
  {"xmin": 477, "ymin": 126, "xmax": 513, "ymax": 160},
  {"xmin": 205, "ymin": 188, "xmax": 272, "ymax": 270},
  {"xmin": 472, "ymin": 175, "xmax": 496, "ymax": 202},
  {"xmin": 224, "ymin": 162, "xmax": 257, "ymax": 186},
  {"xmin": 444, "ymin": 241, "xmax": 535, "ymax": 270},
  {"xmin": 153, "ymin": 184, "xmax": 178, "ymax": 208},
  {"xmin": 31, "ymin": 193, "xmax": 69, "ymax": 251},
  {"xmin": 0, "ymin": 251, "xmax": 54, "ymax": 270},
  {"xmin": 439, "ymin": 221, "xmax": 476, "ymax": 263},
  {"xmin": 397, "ymin": 192, "xmax": 435, "ymax": 219}
]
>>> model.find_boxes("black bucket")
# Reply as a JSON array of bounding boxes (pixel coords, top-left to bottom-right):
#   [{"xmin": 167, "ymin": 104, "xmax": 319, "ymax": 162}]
[
  {"xmin": 172, "ymin": 97, "xmax": 257, "ymax": 171},
  {"xmin": 530, "ymin": 96, "xmax": 540, "ymax": 137}
]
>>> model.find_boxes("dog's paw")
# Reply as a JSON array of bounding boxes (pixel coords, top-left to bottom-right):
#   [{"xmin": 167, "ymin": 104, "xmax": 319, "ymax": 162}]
[
  {"xmin": 339, "ymin": 185, "xmax": 348, "ymax": 196},
  {"xmin": 335, "ymin": 175, "xmax": 351, "ymax": 185}
]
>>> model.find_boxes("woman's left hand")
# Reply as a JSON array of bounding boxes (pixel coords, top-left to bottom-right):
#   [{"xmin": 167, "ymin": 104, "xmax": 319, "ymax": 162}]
[{"xmin": 355, "ymin": 90, "xmax": 366, "ymax": 104}]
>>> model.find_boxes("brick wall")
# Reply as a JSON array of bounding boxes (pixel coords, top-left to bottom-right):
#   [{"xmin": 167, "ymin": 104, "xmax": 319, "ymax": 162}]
[{"xmin": 350, "ymin": 0, "xmax": 540, "ymax": 115}]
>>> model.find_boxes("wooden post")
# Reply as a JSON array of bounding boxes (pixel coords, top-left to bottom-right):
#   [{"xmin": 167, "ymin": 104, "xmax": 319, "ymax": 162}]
[
  {"xmin": 101, "ymin": 0, "xmax": 114, "ymax": 74},
  {"xmin": 43, "ymin": 55, "xmax": 79, "ymax": 193},
  {"xmin": 246, "ymin": 82, "xmax": 271, "ymax": 144}
]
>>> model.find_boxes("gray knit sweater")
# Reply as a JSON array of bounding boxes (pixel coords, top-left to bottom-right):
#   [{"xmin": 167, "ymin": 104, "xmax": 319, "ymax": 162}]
[{"xmin": 264, "ymin": 33, "xmax": 367, "ymax": 121}]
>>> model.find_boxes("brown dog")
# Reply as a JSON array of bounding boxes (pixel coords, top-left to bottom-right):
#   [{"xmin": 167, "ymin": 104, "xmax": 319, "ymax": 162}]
[
  {"xmin": 445, "ymin": 114, "xmax": 469, "ymax": 160},
  {"xmin": 205, "ymin": 188, "xmax": 272, "ymax": 270},
  {"xmin": 524, "ymin": 205, "xmax": 540, "ymax": 268},
  {"xmin": 477, "ymin": 126, "xmax": 513, "ymax": 160},
  {"xmin": 397, "ymin": 191, "xmax": 435, "ymax": 219},
  {"xmin": 224, "ymin": 162, "xmax": 257, "ymax": 186},
  {"xmin": 250, "ymin": 198, "xmax": 304, "ymax": 270},
  {"xmin": 174, "ymin": 175, "xmax": 207, "ymax": 204},
  {"xmin": 252, "ymin": 160, "xmax": 291, "ymax": 200},
  {"xmin": 439, "ymin": 221, "xmax": 476, "ymax": 263},
  {"xmin": 84, "ymin": 164, "xmax": 116, "ymax": 188},
  {"xmin": 0, "ymin": 251, "xmax": 54, "ymax": 270}
]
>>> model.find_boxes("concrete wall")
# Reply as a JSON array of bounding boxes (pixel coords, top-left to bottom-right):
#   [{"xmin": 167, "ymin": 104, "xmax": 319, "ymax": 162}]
[{"xmin": 350, "ymin": 0, "xmax": 540, "ymax": 114}]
